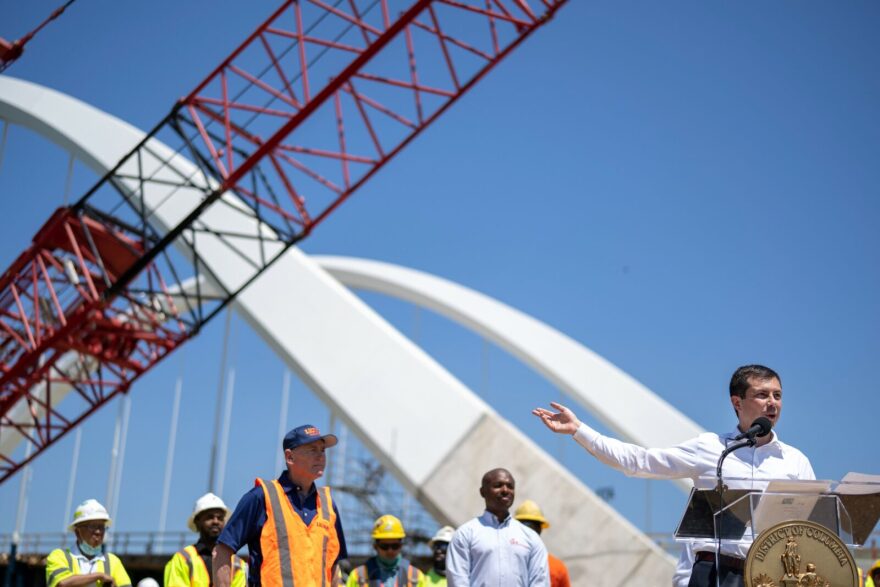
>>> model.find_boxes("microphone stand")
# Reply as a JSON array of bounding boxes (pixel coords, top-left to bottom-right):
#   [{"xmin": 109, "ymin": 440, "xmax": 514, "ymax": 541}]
[
  {"xmin": 716, "ymin": 437, "xmax": 757, "ymax": 493},
  {"xmin": 712, "ymin": 435, "xmax": 757, "ymax": 583}
]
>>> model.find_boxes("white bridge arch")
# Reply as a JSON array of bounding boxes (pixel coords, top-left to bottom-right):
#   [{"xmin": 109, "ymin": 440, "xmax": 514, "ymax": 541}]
[{"xmin": 0, "ymin": 75, "xmax": 704, "ymax": 585}]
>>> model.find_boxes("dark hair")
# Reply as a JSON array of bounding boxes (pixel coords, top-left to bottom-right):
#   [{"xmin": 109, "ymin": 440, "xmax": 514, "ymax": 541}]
[{"xmin": 729, "ymin": 365, "xmax": 780, "ymax": 398}]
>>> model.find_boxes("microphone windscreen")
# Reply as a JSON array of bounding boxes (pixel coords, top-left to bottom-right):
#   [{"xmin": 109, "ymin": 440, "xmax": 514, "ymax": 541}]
[{"xmin": 753, "ymin": 416, "xmax": 772, "ymax": 437}]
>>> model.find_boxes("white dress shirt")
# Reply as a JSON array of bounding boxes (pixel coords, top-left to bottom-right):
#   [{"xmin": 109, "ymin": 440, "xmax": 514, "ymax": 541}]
[
  {"xmin": 572, "ymin": 422, "xmax": 816, "ymax": 586},
  {"xmin": 447, "ymin": 510, "xmax": 550, "ymax": 587}
]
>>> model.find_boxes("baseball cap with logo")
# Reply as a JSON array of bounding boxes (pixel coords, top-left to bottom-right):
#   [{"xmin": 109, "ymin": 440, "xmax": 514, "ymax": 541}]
[{"xmin": 282, "ymin": 424, "xmax": 338, "ymax": 451}]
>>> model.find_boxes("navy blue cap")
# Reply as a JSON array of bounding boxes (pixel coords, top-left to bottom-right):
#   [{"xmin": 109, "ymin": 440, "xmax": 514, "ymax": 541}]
[{"xmin": 282, "ymin": 424, "xmax": 338, "ymax": 451}]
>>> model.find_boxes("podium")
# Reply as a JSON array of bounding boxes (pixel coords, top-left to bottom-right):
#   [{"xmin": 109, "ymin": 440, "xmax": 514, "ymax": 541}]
[{"xmin": 674, "ymin": 476, "xmax": 880, "ymax": 587}]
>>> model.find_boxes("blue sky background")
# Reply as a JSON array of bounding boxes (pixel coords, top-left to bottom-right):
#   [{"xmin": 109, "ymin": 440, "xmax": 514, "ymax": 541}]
[{"xmin": 0, "ymin": 0, "xmax": 878, "ymax": 548}]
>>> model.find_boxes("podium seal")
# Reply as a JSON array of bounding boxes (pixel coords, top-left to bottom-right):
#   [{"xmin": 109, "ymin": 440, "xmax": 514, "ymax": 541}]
[{"xmin": 744, "ymin": 520, "xmax": 858, "ymax": 587}]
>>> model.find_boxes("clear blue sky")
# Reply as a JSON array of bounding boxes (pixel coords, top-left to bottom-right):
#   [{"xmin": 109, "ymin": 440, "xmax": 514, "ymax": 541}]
[{"xmin": 0, "ymin": 0, "xmax": 878, "ymax": 543}]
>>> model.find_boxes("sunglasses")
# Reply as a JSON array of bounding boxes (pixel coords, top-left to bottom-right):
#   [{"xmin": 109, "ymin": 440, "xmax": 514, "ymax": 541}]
[
  {"xmin": 376, "ymin": 542, "xmax": 403, "ymax": 551},
  {"xmin": 77, "ymin": 523, "xmax": 107, "ymax": 532}
]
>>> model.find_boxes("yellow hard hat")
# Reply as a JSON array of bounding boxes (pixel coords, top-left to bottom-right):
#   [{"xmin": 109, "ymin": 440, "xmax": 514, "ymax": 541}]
[
  {"xmin": 514, "ymin": 499, "xmax": 549, "ymax": 529},
  {"xmin": 372, "ymin": 514, "xmax": 405, "ymax": 539}
]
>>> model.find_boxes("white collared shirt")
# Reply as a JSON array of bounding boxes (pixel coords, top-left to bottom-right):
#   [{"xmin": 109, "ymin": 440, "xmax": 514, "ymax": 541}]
[
  {"xmin": 70, "ymin": 552, "xmax": 108, "ymax": 587},
  {"xmin": 572, "ymin": 422, "xmax": 815, "ymax": 585},
  {"xmin": 446, "ymin": 510, "xmax": 550, "ymax": 587}
]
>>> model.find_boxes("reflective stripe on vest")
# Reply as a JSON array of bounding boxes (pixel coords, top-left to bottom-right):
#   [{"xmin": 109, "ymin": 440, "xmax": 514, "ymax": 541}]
[
  {"xmin": 179, "ymin": 547, "xmax": 194, "ymax": 581},
  {"xmin": 355, "ymin": 561, "xmax": 416, "ymax": 587},
  {"xmin": 258, "ymin": 479, "xmax": 340, "ymax": 587},
  {"xmin": 355, "ymin": 565, "xmax": 367, "ymax": 587},
  {"xmin": 179, "ymin": 545, "xmax": 243, "ymax": 587},
  {"xmin": 178, "ymin": 545, "xmax": 209, "ymax": 586},
  {"xmin": 59, "ymin": 550, "xmax": 131, "ymax": 587}
]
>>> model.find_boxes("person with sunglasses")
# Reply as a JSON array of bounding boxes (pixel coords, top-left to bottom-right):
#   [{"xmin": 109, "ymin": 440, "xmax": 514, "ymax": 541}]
[
  {"xmin": 46, "ymin": 499, "xmax": 132, "ymax": 587},
  {"xmin": 346, "ymin": 515, "xmax": 425, "ymax": 587}
]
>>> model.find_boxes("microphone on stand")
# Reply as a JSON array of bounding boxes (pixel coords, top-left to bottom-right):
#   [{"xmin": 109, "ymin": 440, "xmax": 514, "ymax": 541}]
[
  {"xmin": 710, "ymin": 417, "xmax": 774, "ymax": 571},
  {"xmin": 732, "ymin": 417, "xmax": 773, "ymax": 442},
  {"xmin": 716, "ymin": 417, "xmax": 773, "ymax": 492}
]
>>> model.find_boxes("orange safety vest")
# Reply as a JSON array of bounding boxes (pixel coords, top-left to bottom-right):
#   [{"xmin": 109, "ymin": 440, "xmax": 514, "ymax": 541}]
[{"xmin": 258, "ymin": 478, "xmax": 340, "ymax": 587}]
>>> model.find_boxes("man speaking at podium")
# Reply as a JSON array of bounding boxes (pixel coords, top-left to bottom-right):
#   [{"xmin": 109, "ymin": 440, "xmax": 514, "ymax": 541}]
[{"xmin": 533, "ymin": 364, "xmax": 815, "ymax": 587}]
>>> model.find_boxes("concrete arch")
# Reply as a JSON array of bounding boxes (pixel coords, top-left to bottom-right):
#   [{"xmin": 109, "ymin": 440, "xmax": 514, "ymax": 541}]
[
  {"xmin": 315, "ymin": 255, "xmax": 704, "ymax": 450},
  {"xmin": 0, "ymin": 75, "xmax": 684, "ymax": 585}
]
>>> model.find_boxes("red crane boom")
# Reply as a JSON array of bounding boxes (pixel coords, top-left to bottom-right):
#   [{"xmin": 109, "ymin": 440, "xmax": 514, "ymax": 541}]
[{"xmin": 0, "ymin": 0, "xmax": 565, "ymax": 483}]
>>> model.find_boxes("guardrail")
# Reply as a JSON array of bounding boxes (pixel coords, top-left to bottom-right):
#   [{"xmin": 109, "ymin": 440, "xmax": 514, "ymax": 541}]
[
  {"xmin": 0, "ymin": 532, "xmax": 192, "ymax": 557},
  {"xmin": 4, "ymin": 530, "xmax": 878, "ymax": 561}
]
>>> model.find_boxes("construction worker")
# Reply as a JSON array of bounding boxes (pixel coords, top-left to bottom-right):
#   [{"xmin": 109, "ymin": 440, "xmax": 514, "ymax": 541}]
[
  {"xmin": 424, "ymin": 526, "xmax": 453, "ymax": 586},
  {"xmin": 46, "ymin": 499, "xmax": 132, "ymax": 587},
  {"xmin": 513, "ymin": 500, "xmax": 571, "ymax": 587},
  {"xmin": 165, "ymin": 493, "xmax": 246, "ymax": 587},
  {"xmin": 214, "ymin": 424, "xmax": 347, "ymax": 587},
  {"xmin": 346, "ymin": 515, "xmax": 425, "ymax": 587}
]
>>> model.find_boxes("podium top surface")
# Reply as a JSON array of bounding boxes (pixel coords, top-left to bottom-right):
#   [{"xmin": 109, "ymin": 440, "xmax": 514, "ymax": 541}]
[{"xmin": 677, "ymin": 477, "xmax": 880, "ymax": 546}]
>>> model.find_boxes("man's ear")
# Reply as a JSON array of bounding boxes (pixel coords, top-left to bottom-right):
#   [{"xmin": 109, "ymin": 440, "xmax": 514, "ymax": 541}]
[
  {"xmin": 479, "ymin": 486, "xmax": 485, "ymax": 499},
  {"xmin": 730, "ymin": 395, "xmax": 741, "ymax": 415}
]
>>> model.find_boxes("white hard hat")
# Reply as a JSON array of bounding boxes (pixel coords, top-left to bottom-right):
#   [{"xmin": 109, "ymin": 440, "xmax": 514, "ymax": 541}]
[
  {"xmin": 137, "ymin": 579, "xmax": 159, "ymax": 587},
  {"xmin": 429, "ymin": 525, "xmax": 455, "ymax": 546},
  {"xmin": 68, "ymin": 499, "xmax": 111, "ymax": 531},
  {"xmin": 187, "ymin": 493, "xmax": 231, "ymax": 532}
]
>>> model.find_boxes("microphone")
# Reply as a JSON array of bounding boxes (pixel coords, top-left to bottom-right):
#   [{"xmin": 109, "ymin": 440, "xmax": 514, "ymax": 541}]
[
  {"xmin": 732, "ymin": 417, "xmax": 773, "ymax": 442},
  {"xmin": 716, "ymin": 417, "xmax": 773, "ymax": 493}
]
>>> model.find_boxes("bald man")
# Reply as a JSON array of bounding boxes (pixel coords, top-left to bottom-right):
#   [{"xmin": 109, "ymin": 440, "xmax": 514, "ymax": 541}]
[{"xmin": 446, "ymin": 468, "xmax": 549, "ymax": 587}]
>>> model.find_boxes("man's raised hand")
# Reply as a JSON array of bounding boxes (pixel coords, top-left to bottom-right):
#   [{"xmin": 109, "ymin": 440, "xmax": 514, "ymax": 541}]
[{"xmin": 531, "ymin": 402, "xmax": 581, "ymax": 435}]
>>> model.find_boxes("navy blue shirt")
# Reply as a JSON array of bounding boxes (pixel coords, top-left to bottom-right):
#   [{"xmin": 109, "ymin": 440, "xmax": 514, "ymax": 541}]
[{"xmin": 218, "ymin": 473, "xmax": 347, "ymax": 586}]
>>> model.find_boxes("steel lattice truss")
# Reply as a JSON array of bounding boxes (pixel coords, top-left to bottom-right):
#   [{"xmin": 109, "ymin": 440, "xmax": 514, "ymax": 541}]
[{"xmin": 0, "ymin": 0, "xmax": 565, "ymax": 482}]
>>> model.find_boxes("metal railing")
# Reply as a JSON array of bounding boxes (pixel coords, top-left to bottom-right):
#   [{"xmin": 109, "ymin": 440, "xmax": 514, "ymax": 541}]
[
  {"xmin": 5, "ymin": 529, "xmax": 876, "ymax": 562},
  {"xmin": 0, "ymin": 532, "xmax": 192, "ymax": 557}
]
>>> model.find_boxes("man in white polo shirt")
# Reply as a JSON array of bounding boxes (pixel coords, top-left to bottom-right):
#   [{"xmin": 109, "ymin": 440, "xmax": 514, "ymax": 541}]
[{"xmin": 533, "ymin": 364, "xmax": 815, "ymax": 587}]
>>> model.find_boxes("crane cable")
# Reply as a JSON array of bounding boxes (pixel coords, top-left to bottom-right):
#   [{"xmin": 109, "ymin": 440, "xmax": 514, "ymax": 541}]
[{"xmin": 0, "ymin": 0, "xmax": 79, "ymax": 73}]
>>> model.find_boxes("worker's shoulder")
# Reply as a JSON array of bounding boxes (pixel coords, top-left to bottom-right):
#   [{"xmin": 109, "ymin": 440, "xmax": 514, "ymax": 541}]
[
  {"xmin": 238, "ymin": 481, "xmax": 272, "ymax": 504},
  {"xmin": 46, "ymin": 548, "xmax": 69, "ymax": 562},
  {"xmin": 106, "ymin": 551, "xmax": 127, "ymax": 565},
  {"xmin": 167, "ymin": 546, "xmax": 192, "ymax": 559}
]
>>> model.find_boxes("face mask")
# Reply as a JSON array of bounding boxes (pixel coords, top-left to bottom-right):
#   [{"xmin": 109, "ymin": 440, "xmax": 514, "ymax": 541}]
[
  {"xmin": 78, "ymin": 542, "xmax": 103, "ymax": 557},
  {"xmin": 377, "ymin": 554, "xmax": 402, "ymax": 568}
]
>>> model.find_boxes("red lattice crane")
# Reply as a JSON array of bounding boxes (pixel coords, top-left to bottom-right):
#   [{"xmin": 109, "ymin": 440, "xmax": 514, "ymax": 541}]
[
  {"xmin": 0, "ymin": 0, "xmax": 565, "ymax": 483},
  {"xmin": 0, "ymin": 0, "xmax": 79, "ymax": 73}
]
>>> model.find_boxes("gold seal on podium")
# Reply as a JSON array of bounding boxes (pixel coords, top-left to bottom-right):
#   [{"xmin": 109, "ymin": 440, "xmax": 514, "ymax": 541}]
[{"xmin": 744, "ymin": 520, "xmax": 859, "ymax": 587}]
